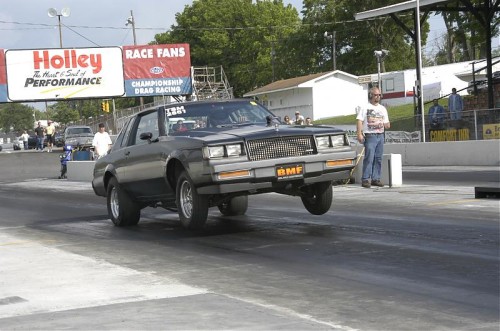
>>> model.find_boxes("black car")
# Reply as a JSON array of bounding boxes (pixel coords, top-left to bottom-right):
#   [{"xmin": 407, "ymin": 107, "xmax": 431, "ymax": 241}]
[
  {"xmin": 54, "ymin": 133, "xmax": 64, "ymax": 147},
  {"xmin": 28, "ymin": 135, "xmax": 47, "ymax": 149},
  {"xmin": 92, "ymin": 99, "xmax": 356, "ymax": 230}
]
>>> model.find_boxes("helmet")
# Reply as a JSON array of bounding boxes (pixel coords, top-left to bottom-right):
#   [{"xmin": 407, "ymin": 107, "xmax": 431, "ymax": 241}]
[
  {"xmin": 63, "ymin": 145, "xmax": 73, "ymax": 151},
  {"xmin": 209, "ymin": 111, "xmax": 231, "ymax": 127}
]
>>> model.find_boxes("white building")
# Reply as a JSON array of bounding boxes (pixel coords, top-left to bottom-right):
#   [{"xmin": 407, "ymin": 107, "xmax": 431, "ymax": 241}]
[
  {"xmin": 359, "ymin": 58, "xmax": 500, "ymax": 107},
  {"xmin": 243, "ymin": 70, "xmax": 365, "ymax": 120}
]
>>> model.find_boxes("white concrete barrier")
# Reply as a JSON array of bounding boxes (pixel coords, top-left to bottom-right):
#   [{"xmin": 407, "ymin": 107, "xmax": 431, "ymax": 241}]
[
  {"xmin": 354, "ymin": 153, "xmax": 403, "ymax": 187},
  {"xmin": 67, "ymin": 161, "xmax": 94, "ymax": 182}
]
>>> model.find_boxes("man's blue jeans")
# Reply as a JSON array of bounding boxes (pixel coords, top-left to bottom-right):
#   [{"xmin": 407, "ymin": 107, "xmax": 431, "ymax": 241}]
[
  {"xmin": 362, "ymin": 133, "xmax": 384, "ymax": 182},
  {"xmin": 37, "ymin": 137, "xmax": 44, "ymax": 150},
  {"xmin": 450, "ymin": 110, "xmax": 462, "ymax": 120}
]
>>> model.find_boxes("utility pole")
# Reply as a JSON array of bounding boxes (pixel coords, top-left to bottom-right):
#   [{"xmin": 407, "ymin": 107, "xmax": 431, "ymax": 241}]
[
  {"xmin": 324, "ymin": 31, "xmax": 337, "ymax": 71},
  {"xmin": 374, "ymin": 50, "xmax": 389, "ymax": 96},
  {"xmin": 126, "ymin": 10, "xmax": 143, "ymax": 107}
]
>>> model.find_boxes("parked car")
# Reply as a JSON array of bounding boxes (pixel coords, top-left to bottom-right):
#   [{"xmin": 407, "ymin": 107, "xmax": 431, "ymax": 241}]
[
  {"xmin": 13, "ymin": 137, "xmax": 23, "ymax": 150},
  {"xmin": 63, "ymin": 125, "xmax": 94, "ymax": 148},
  {"xmin": 54, "ymin": 133, "xmax": 64, "ymax": 147},
  {"xmin": 28, "ymin": 135, "xmax": 47, "ymax": 149},
  {"xmin": 92, "ymin": 99, "xmax": 356, "ymax": 230}
]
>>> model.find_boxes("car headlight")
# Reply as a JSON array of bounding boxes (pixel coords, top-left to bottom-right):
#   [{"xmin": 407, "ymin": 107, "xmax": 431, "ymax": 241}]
[
  {"xmin": 316, "ymin": 134, "xmax": 346, "ymax": 149},
  {"xmin": 203, "ymin": 143, "xmax": 243, "ymax": 159},
  {"xmin": 204, "ymin": 146, "xmax": 225, "ymax": 159},
  {"xmin": 226, "ymin": 144, "xmax": 241, "ymax": 157},
  {"xmin": 330, "ymin": 135, "xmax": 345, "ymax": 147},
  {"xmin": 316, "ymin": 136, "xmax": 330, "ymax": 148}
]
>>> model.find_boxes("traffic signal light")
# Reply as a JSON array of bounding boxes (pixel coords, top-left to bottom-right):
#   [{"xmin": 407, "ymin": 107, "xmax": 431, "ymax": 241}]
[{"xmin": 101, "ymin": 101, "xmax": 110, "ymax": 112}]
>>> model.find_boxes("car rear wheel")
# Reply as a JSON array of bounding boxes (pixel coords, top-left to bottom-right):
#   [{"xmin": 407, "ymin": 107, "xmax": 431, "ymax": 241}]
[
  {"xmin": 218, "ymin": 196, "xmax": 248, "ymax": 216},
  {"xmin": 301, "ymin": 181, "xmax": 333, "ymax": 215},
  {"xmin": 176, "ymin": 171, "xmax": 209, "ymax": 230},
  {"xmin": 107, "ymin": 177, "xmax": 140, "ymax": 226}
]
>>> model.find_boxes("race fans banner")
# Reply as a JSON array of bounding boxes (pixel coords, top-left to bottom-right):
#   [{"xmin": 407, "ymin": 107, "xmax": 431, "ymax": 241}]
[
  {"xmin": 122, "ymin": 44, "xmax": 192, "ymax": 97},
  {"xmin": 0, "ymin": 50, "xmax": 7, "ymax": 102},
  {"xmin": 5, "ymin": 47, "xmax": 125, "ymax": 101}
]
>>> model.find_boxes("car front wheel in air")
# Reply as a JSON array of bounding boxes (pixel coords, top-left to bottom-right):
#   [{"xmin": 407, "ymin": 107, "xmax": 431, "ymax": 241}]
[
  {"xmin": 106, "ymin": 177, "xmax": 140, "ymax": 226},
  {"xmin": 301, "ymin": 181, "xmax": 333, "ymax": 215},
  {"xmin": 176, "ymin": 171, "xmax": 209, "ymax": 230}
]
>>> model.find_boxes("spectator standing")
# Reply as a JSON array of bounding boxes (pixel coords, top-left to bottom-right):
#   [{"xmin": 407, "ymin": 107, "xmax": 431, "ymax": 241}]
[
  {"xmin": 283, "ymin": 115, "xmax": 292, "ymax": 125},
  {"xmin": 305, "ymin": 117, "xmax": 313, "ymax": 125},
  {"xmin": 34, "ymin": 122, "xmax": 45, "ymax": 151},
  {"xmin": 448, "ymin": 88, "xmax": 463, "ymax": 120},
  {"xmin": 356, "ymin": 87, "xmax": 391, "ymax": 188},
  {"xmin": 428, "ymin": 99, "xmax": 445, "ymax": 129},
  {"xmin": 20, "ymin": 130, "xmax": 30, "ymax": 150},
  {"xmin": 92, "ymin": 123, "xmax": 112, "ymax": 160},
  {"xmin": 294, "ymin": 111, "xmax": 304, "ymax": 125},
  {"xmin": 45, "ymin": 120, "xmax": 55, "ymax": 152}
]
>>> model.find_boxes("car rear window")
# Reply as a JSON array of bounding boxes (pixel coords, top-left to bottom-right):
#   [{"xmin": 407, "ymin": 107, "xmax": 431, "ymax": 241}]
[{"xmin": 68, "ymin": 128, "xmax": 92, "ymax": 135}]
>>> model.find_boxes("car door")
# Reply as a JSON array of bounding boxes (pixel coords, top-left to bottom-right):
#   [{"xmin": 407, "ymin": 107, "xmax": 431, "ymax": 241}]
[{"xmin": 119, "ymin": 109, "xmax": 170, "ymax": 200}]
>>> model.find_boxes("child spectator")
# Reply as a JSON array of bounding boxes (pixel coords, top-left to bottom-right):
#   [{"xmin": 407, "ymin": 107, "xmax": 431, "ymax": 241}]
[{"xmin": 59, "ymin": 145, "xmax": 73, "ymax": 179}]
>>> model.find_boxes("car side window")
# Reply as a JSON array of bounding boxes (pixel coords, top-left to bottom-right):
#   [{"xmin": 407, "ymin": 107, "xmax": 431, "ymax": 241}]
[{"xmin": 132, "ymin": 111, "xmax": 159, "ymax": 146}]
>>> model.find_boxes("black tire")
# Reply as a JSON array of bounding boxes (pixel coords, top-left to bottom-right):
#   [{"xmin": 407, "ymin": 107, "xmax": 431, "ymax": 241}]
[
  {"xmin": 176, "ymin": 171, "xmax": 209, "ymax": 230},
  {"xmin": 301, "ymin": 181, "xmax": 333, "ymax": 215},
  {"xmin": 106, "ymin": 177, "xmax": 140, "ymax": 226},
  {"xmin": 218, "ymin": 196, "xmax": 248, "ymax": 216}
]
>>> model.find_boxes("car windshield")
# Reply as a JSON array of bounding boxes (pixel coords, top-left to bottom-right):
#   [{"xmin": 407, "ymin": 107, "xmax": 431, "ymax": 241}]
[
  {"xmin": 162, "ymin": 100, "xmax": 274, "ymax": 131},
  {"xmin": 67, "ymin": 128, "xmax": 92, "ymax": 135}
]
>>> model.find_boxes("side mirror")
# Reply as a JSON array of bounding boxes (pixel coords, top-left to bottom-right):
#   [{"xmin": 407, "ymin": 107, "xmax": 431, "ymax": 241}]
[{"xmin": 140, "ymin": 132, "xmax": 153, "ymax": 141}]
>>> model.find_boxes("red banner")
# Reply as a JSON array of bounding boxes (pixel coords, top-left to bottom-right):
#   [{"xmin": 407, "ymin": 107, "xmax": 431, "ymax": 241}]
[{"xmin": 122, "ymin": 44, "xmax": 192, "ymax": 96}]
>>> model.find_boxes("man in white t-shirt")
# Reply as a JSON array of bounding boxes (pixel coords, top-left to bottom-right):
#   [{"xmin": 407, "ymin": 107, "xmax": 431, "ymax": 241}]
[
  {"xmin": 294, "ymin": 111, "xmax": 305, "ymax": 125},
  {"xmin": 356, "ymin": 87, "xmax": 391, "ymax": 188},
  {"xmin": 92, "ymin": 123, "xmax": 112, "ymax": 160}
]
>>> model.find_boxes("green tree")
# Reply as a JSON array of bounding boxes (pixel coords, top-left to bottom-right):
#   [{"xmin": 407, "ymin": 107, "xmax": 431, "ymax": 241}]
[
  {"xmin": 154, "ymin": 0, "xmax": 301, "ymax": 96},
  {"xmin": 437, "ymin": 0, "xmax": 499, "ymax": 63},
  {"xmin": 297, "ymin": 0, "xmax": 427, "ymax": 76},
  {"xmin": 0, "ymin": 103, "xmax": 35, "ymax": 133},
  {"xmin": 49, "ymin": 101, "xmax": 80, "ymax": 125}
]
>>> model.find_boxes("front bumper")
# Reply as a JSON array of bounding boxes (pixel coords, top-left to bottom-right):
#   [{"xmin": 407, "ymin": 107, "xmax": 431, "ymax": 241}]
[{"xmin": 197, "ymin": 151, "xmax": 356, "ymax": 195}]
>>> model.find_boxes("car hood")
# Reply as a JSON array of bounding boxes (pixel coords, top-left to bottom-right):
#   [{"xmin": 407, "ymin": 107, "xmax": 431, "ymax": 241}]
[{"xmin": 172, "ymin": 124, "xmax": 345, "ymax": 142}]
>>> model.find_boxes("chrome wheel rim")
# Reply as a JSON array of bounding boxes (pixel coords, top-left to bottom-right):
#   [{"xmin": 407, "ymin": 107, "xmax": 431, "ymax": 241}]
[
  {"xmin": 180, "ymin": 180, "xmax": 193, "ymax": 218},
  {"xmin": 110, "ymin": 187, "xmax": 119, "ymax": 218}
]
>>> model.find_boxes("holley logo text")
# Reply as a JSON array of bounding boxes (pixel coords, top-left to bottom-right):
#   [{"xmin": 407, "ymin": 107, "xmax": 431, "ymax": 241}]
[{"xmin": 33, "ymin": 50, "xmax": 102, "ymax": 74}]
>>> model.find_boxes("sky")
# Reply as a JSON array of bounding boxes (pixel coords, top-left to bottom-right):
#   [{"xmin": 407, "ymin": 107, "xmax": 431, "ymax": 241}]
[
  {"xmin": 0, "ymin": 0, "xmax": 305, "ymax": 49},
  {"xmin": 0, "ymin": 0, "xmax": 455, "ymax": 53}
]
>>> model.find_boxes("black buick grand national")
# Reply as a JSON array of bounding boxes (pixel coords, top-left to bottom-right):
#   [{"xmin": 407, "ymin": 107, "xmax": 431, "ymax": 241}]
[{"xmin": 92, "ymin": 99, "xmax": 356, "ymax": 230}]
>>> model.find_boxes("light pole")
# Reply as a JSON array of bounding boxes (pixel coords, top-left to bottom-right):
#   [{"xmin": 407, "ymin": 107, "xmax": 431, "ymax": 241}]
[
  {"xmin": 48, "ymin": 8, "xmax": 70, "ymax": 48},
  {"xmin": 374, "ymin": 49, "xmax": 389, "ymax": 95},
  {"xmin": 324, "ymin": 31, "xmax": 336, "ymax": 71},
  {"xmin": 126, "ymin": 10, "xmax": 137, "ymax": 46},
  {"xmin": 126, "ymin": 10, "xmax": 143, "ymax": 106}
]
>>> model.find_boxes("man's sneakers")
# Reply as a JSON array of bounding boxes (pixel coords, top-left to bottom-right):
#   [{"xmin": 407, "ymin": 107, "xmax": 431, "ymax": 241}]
[{"xmin": 361, "ymin": 180, "xmax": 385, "ymax": 188}]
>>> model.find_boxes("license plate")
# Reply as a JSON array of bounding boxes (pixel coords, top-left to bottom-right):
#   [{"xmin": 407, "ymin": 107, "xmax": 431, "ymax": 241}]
[{"xmin": 275, "ymin": 163, "xmax": 304, "ymax": 180}]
